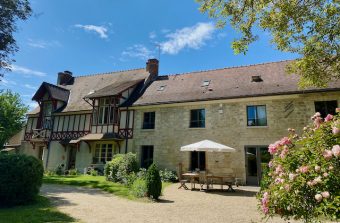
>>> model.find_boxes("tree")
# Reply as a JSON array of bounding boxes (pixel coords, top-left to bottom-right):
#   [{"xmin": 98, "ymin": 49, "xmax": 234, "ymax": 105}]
[
  {"xmin": 0, "ymin": 0, "xmax": 32, "ymax": 79},
  {"xmin": 0, "ymin": 90, "xmax": 28, "ymax": 149},
  {"xmin": 145, "ymin": 163, "xmax": 162, "ymax": 200},
  {"xmin": 197, "ymin": 0, "xmax": 340, "ymax": 88}
]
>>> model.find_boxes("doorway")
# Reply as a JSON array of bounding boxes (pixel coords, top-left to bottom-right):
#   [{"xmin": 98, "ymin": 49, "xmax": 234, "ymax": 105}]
[
  {"xmin": 245, "ymin": 146, "xmax": 270, "ymax": 185},
  {"xmin": 68, "ymin": 147, "xmax": 77, "ymax": 169}
]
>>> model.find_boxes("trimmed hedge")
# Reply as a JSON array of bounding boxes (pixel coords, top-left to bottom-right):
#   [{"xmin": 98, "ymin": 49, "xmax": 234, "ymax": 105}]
[
  {"xmin": 0, "ymin": 154, "xmax": 44, "ymax": 206},
  {"xmin": 145, "ymin": 163, "xmax": 162, "ymax": 200}
]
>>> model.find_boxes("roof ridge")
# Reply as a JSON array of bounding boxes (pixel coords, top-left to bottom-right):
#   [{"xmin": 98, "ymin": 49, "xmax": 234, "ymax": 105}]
[
  {"xmin": 163, "ymin": 59, "xmax": 296, "ymax": 77},
  {"xmin": 75, "ymin": 67, "xmax": 145, "ymax": 78},
  {"xmin": 43, "ymin": 81, "xmax": 69, "ymax": 91}
]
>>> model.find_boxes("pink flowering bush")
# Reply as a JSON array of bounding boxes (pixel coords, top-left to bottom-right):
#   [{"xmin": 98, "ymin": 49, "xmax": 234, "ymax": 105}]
[{"xmin": 258, "ymin": 110, "xmax": 340, "ymax": 222}]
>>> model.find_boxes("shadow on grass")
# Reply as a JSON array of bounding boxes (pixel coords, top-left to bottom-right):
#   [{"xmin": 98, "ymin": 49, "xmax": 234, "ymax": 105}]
[{"xmin": 0, "ymin": 196, "xmax": 76, "ymax": 223}]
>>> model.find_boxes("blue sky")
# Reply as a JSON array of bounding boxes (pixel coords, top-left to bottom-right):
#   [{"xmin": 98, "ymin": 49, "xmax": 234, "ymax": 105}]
[{"xmin": 0, "ymin": 0, "xmax": 298, "ymax": 109}]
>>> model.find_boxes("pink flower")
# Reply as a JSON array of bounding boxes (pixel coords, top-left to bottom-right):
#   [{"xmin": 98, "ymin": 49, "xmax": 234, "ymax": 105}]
[
  {"xmin": 332, "ymin": 127, "xmax": 340, "ymax": 135},
  {"xmin": 280, "ymin": 146, "xmax": 289, "ymax": 159},
  {"xmin": 315, "ymin": 112, "xmax": 321, "ymax": 117},
  {"xmin": 275, "ymin": 178, "xmax": 284, "ymax": 184},
  {"xmin": 262, "ymin": 206, "xmax": 269, "ymax": 214},
  {"xmin": 314, "ymin": 176, "xmax": 322, "ymax": 183},
  {"xmin": 275, "ymin": 165, "xmax": 283, "ymax": 174},
  {"xmin": 289, "ymin": 173, "xmax": 296, "ymax": 181},
  {"xmin": 321, "ymin": 191, "xmax": 330, "ymax": 199},
  {"xmin": 323, "ymin": 172, "xmax": 329, "ymax": 177},
  {"xmin": 315, "ymin": 194, "xmax": 323, "ymax": 202},
  {"xmin": 268, "ymin": 143, "xmax": 279, "ymax": 155},
  {"xmin": 329, "ymin": 166, "xmax": 334, "ymax": 170},
  {"xmin": 314, "ymin": 117, "xmax": 323, "ymax": 129},
  {"xmin": 324, "ymin": 114, "xmax": 333, "ymax": 122},
  {"xmin": 323, "ymin": 150, "xmax": 333, "ymax": 160},
  {"xmin": 284, "ymin": 184, "xmax": 291, "ymax": 191},
  {"xmin": 268, "ymin": 161, "xmax": 273, "ymax": 168},
  {"xmin": 332, "ymin": 145, "xmax": 340, "ymax": 157},
  {"xmin": 280, "ymin": 137, "xmax": 291, "ymax": 146},
  {"xmin": 336, "ymin": 108, "xmax": 340, "ymax": 113},
  {"xmin": 314, "ymin": 166, "xmax": 321, "ymax": 172},
  {"xmin": 299, "ymin": 166, "xmax": 309, "ymax": 173}
]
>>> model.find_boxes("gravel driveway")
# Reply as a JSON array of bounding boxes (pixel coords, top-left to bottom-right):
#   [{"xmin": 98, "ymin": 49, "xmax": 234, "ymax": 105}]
[{"xmin": 41, "ymin": 184, "xmax": 298, "ymax": 223}]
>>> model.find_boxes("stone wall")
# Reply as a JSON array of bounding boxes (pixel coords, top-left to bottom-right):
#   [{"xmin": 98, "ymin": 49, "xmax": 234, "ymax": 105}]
[{"xmin": 130, "ymin": 92, "xmax": 340, "ymax": 183}]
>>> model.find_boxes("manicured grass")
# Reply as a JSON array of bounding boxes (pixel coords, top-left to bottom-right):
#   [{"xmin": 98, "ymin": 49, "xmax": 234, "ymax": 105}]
[
  {"xmin": 43, "ymin": 175, "xmax": 172, "ymax": 200},
  {"xmin": 0, "ymin": 196, "xmax": 76, "ymax": 223}
]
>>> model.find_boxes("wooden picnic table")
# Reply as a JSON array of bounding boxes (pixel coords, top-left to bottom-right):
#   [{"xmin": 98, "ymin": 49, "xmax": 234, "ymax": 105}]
[
  {"xmin": 181, "ymin": 173, "xmax": 235, "ymax": 192},
  {"xmin": 182, "ymin": 172, "xmax": 200, "ymax": 190}
]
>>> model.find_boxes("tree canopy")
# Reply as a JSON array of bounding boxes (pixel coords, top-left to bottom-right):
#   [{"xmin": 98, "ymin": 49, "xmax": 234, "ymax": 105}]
[
  {"xmin": 0, "ymin": 0, "xmax": 32, "ymax": 79},
  {"xmin": 197, "ymin": 0, "xmax": 340, "ymax": 88},
  {"xmin": 0, "ymin": 90, "xmax": 28, "ymax": 149}
]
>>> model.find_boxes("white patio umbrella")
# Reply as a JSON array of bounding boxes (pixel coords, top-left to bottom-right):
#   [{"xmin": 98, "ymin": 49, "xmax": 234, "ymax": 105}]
[{"xmin": 180, "ymin": 140, "xmax": 236, "ymax": 152}]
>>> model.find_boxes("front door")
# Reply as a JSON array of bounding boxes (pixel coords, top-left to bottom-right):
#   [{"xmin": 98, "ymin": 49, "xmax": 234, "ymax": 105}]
[
  {"xmin": 245, "ymin": 146, "xmax": 270, "ymax": 185},
  {"xmin": 68, "ymin": 147, "xmax": 77, "ymax": 169}
]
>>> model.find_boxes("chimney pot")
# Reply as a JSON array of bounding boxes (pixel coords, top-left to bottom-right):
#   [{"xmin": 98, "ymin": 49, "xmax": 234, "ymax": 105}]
[{"xmin": 57, "ymin": 71, "xmax": 73, "ymax": 85}]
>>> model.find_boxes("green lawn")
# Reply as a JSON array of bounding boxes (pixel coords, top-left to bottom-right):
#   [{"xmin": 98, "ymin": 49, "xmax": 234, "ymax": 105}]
[
  {"xmin": 0, "ymin": 196, "xmax": 76, "ymax": 223},
  {"xmin": 43, "ymin": 175, "xmax": 172, "ymax": 200}
]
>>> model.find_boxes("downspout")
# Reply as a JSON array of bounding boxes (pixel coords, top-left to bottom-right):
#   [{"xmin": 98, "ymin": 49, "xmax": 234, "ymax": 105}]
[{"xmin": 125, "ymin": 107, "xmax": 129, "ymax": 154}]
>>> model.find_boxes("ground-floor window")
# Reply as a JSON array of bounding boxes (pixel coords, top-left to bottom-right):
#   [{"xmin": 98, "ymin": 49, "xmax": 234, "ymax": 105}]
[
  {"xmin": 190, "ymin": 151, "xmax": 206, "ymax": 171},
  {"xmin": 93, "ymin": 143, "xmax": 116, "ymax": 164},
  {"xmin": 141, "ymin": 145, "xmax": 153, "ymax": 169},
  {"xmin": 38, "ymin": 146, "xmax": 44, "ymax": 160}
]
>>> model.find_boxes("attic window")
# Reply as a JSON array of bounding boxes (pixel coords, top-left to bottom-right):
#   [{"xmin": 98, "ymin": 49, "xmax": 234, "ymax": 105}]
[
  {"xmin": 157, "ymin": 85, "xmax": 166, "ymax": 91},
  {"xmin": 251, "ymin": 76, "xmax": 263, "ymax": 82},
  {"xmin": 201, "ymin": 80, "xmax": 211, "ymax": 87}
]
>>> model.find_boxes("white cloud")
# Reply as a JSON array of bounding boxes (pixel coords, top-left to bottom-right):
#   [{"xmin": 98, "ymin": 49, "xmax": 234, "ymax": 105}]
[
  {"xmin": 160, "ymin": 22, "xmax": 215, "ymax": 55},
  {"xmin": 10, "ymin": 65, "xmax": 46, "ymax": 77},
  {"xmin": 28, "ymin": 39, "xmax": 62, "ymax": 49},
  {"xmin": 24, "ymin": 84, "xmax": 37, "ymax": 90},
  {"xmin": 1, "ymin": 79, "xmax": 17, "ymax": 86},
  {"xmin": 149, "ymin": 31, "xmax": 157, "ymax": 39},
  {"xmin": 74, "ymin": 24, "xmax": 108, "ymax": 39},
  {"xmin": 121, "ymin": 44, "xmax": 155, "ymax": 61}
]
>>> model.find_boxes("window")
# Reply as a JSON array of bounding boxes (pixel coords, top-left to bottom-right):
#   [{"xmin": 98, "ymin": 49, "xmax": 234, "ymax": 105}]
[
  {"xmin": 247, "ymin": 105, "xmax": 267, "ymax": 126},
  {"xmin": 93, "ymin": 144, "xmax": 115, "ymax": 164},
  {"xmin": 191, "ymin": 151, "xmax": 206, "ymax": 171},
  {"xmin": 314, "ymin": 100, "xmax": 338, "ymax": 118},
  {"xmin": 141, "ymin": 146, "xmax": 154, "ymax": 169},
  {"xmin": 142, "ymin": 112, "xmax": 155, "ymax": 129},
  {"xmin": 94, "ymin": 98, "xmax": 118, "ymax": 125},
  {"xmin": 201, "ymin": 80, "xmax": 210, "ymax": 87},
  {"xmin": 190, "ymin": 109, "xmax": 205, "ymax": 128},
  {"xmin": 42, "ymin": 101, "xmax": 53, "ymax": 129}
]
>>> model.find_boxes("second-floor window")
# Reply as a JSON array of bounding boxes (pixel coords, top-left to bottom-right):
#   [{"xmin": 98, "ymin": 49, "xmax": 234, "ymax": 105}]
[
  {"xmin": 314, "ymin": 100, "xmax": 338, "ymax": 118},
  {"xmin": 142, "ymin": 112, "xmax": 155, "ymax": 129},
  {"xmin": 94, "ymin": 98, "xmax": 117, "ymax": 125},
  {"xmin": 247, "ymin": 105, "xmax": 267, "ymax": 126},
  {"xmin": 42, "ymin": 101, "xmax": 52, "ymax": 129},
  {"xmin": 190, "ymin": 109, "xmax": 205, "ymax": 128}
]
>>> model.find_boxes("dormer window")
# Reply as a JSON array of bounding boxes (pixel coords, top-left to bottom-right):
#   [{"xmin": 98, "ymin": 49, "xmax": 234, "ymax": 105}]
[
  {"xmin": 42, "ymin": 101, "xmax": 53, "ymax": 129},
  {"xmin": 157, "ymin": 85, "xmax": 166, "ymax": 91},
  {"xmin": 202, "ymin": 80, "xmax": 210, "ymax": 87}
]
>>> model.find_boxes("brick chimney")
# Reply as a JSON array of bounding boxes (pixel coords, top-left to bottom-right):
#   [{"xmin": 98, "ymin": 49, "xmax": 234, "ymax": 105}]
[
  {"xmin": 146, "ymin": 59, "xmax": 159, "ymax": 80},
  {"xmin": 57, "ymin": 71, "xmax": 73, "ymax": 85}
]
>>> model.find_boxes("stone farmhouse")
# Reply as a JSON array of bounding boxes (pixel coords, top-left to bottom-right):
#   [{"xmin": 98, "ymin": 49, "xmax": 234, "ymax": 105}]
[{"xmin": 7, "ymin": 59, "xmax": 340, "ymax": 185}]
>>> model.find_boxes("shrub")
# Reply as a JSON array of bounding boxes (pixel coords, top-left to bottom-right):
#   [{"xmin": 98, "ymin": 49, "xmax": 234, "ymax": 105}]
[
  {"xmin": 89, "ymin": 169, "xmax": 98, "ymax": 176},
  {"xmin": 258, "ymin": 111, "xmax": 340, "ymax": 222},
  {"xmin": 55, "ymin": 163, "xmax": 65, "ymax": 176},
  {"xmin": 160, "ymin": 169, "xmax": 178, "ymax": 182},
  {"xmin": 104, "ymin": 153, "xmax": 138, "ymax": 183},
  {"xmin": 145, "ymin": 163, "xmax": 162, "ymax": 200},
  {"xmin": 68, "ymin": 169, "xmax": 78, "ymax": 176},
  {"xmin": 44, "ymin": 170, "xmax": 55, "ymax": 176},
  {"xmin": 0, "ymin": 154, "xmax": 44, "ymax": 206},
  {"xmin": 137, "ymin": 168, "xmax": 147, "ymax": 180},
  {"xmin": 131, "ymin": 179, "xmax": 147, "ymax": 198}
]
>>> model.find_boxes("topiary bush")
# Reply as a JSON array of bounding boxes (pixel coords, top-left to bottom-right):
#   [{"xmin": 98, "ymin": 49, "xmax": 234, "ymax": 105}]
[
  {"xmin": 0, "ymin": 154, "xmax": 44, "ymax": 206},
  {"xmin": 145, "ymin": 163, "xmax": 162, "ymax": 200},
  {"xmin": 104, "ymin": 153, "xmax": 138, "ymax": 183},
  {"xmin": 130, "ymin": 178, "xmax": 147, "ymax": 198},
  {"xmin": 258, "ymin": 110, "xmax": 340, "ymax": 222}
]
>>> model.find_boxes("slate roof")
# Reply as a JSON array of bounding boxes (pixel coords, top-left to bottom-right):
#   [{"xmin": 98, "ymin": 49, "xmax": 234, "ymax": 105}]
[
  {"xmin": 84, "ymin": 79, "xmax": 145, "ymax": 99},
  {"xmin": 132, "ymin": 60, "xmax": 340, "ymax": 106},
  {"xmin": 28, "ymin": 68, "xmax": 149, "ymax": 115}
]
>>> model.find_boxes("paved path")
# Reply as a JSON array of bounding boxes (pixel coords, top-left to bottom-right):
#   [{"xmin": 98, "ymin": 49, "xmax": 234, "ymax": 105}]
[{"xmin": 41, "ymin": 184, "xmax": 298, "ymax": 223}]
